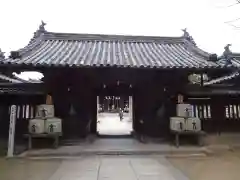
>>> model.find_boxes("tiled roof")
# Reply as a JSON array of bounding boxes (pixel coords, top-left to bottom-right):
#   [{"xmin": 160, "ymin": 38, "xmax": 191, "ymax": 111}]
[
  {"xmin": 203, "ymin": 71, "xmax": 240, "ymax": 86},
  {"xmin": 217, "ymin": 44, "xmax": 240, "ymax": 67},
  {"xmin": 0, "ymin": 86, "xmax": 44, "ymax": 94},
  {"xmin": 218, "ymin": 54, "xmax": 240, "ymax": 67},
  {"xmin": 0, "ymin": 72, "xmax": 41, "ymax": 84},
  {"xmin": 0, "ymin": 48, "xmax": 5, "ymax": 62},
  {"xmin": 0, "ymin": 23, "xmax": 224, "ymax": 69},
  {"xmin": 0, "ymin": 87, "xmax": 26, "ymax": 94},
  {"xmin": 0, "ymin": 73, "xmax": 24, "ymax": 83},
  {"xmin": 206, "ymin": 47, "xmax": 240, "ymax": 86},
  {"xmin": 229, "ymin": 53, "xmax": 240, "ymax": 67}
]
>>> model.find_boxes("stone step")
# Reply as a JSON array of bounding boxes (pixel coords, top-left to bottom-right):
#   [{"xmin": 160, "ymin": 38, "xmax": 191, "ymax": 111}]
[{"xmin": 18, "ymin": 148, "xmax": 210, "ymax": 158}]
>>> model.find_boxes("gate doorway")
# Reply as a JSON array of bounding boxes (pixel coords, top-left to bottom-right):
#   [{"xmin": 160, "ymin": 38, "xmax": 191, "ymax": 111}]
[{"xmin": 96, "ymin": 96, "xmax": 133, "ymax": 136}]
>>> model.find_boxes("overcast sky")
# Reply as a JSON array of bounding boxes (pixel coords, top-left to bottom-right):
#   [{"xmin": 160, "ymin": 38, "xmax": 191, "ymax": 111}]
[{"xmin": 1, "ymin": 0, "xmax": 240, "ymax": 79}]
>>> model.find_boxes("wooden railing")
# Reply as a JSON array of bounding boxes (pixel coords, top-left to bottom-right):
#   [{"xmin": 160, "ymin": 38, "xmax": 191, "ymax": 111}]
[
  {"xmin": 187, "ymin": 97, "xmax": 214, "ymax": 132},
  {"xmin": 189, "ymin": 101, "xmax": 214, "ymax": 132},
  {"xmin": 188, "ymin": 97, "xmax": 240, "ymax": 133},
  {"xmin": 12, "ymin": 105, "xmax": 38, "ymax": 139},
  {"xmin": 223, "ymin": 104, "xmax": 240, "ymax": 132}
]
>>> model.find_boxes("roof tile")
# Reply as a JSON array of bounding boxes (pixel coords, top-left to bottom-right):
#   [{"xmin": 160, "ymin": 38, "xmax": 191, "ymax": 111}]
[{"xmin": 0, "ymin": 27, "xmax": 224, "ymax": 69}]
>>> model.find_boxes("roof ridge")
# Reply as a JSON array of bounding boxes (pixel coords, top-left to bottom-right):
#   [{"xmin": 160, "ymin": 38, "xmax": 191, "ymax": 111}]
[
  {"xmin": 183, "ymin": 39, "xmax": 211, "ymax": 59},
  {"xmin": 232, "ymin": 52, "xmax": 240, "ymax": 57},
  {"xmin": 43, "ymin": 31, "xmax": 186, "ymax": 43},
  {"xmin": 204, "ymin": 71, "xmax": 240, "ymax": 86}
]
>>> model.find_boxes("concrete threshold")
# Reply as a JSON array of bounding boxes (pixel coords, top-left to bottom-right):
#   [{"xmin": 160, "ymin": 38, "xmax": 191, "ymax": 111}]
[{"xmin": 17, "ymin": 148, "xmax": 210, "ymax": 159}]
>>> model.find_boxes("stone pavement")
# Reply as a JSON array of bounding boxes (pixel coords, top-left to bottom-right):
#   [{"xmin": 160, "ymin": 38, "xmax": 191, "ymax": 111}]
[
  {"xmin": 20, "ymin": 138, "xmax": 208, "ymax": 157},
  {"xmin": 9, "ymin": 156, "xmax": 187, "ymax": 180},
  {"xmin": 4, "ymin": 152, "xmax": 240, "ymax": 180}
]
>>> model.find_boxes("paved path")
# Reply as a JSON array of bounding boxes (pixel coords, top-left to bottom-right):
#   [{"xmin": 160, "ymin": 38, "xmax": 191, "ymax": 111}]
[
  {"xmin": 0, "ymin": 156, "xmax": 188, "ymax": 180},
  {"xmin": 97, "ymin": 112, "xmax": 132, "ymax": 135},
  {"xmin": 46, "ymin": 156, "xmax": 188, "ymax": 180},
  {"xmin": 21, "ymin": 138, "xmax": 207, "ymax": 157}
]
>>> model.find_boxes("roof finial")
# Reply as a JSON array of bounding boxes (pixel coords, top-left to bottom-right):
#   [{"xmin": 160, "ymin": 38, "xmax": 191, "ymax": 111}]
[
  {"xmin": 0, "ymin": 49, "xmax": 5, "ymax": 59},
  {"xmin": 33, "ymin": 20, "xmax": 47, "ymax": 39},
  {"xmin": 182, "ymin": 28, "xmax": 196, "ymax": 45},
  {"xmin": 182, "ymin": 28, "xmax": 190, "ymax": 37},
  {"xmin": 39, "ymin": 20, "xmax": 46, "ymax": 32},
  {"xmin": 224, "ymin": 44, "xmax": 232, "ymax": 54},
  {"xmin": 223, "ymin": 44, "xmax": 233, "ymax": 65}
]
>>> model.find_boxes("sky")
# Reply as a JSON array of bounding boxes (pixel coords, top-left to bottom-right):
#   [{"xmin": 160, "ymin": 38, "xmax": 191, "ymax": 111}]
[{"xmin": 1, "ymin": 0, "xmax": 240, "ymax": 80}]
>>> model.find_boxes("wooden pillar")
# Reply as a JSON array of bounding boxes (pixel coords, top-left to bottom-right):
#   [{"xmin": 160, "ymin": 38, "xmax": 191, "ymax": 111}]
[
  {"xmin": 7, "ymin": 105, "xmax": 17, "ymax": 157},
  {"xmin": 200, "ymin": 73, "xmax": 204, "ymax": 87},
  {"xmin": 211, "ymin": 97, "xmax": 225, "ymax": 134},
  {"xmin": 129, "ymin": 96, "xmax": 133, "ymax": 121},
  {"xmin": 97, "ymin": 96, "xmax": 99, "ymax": 114}
]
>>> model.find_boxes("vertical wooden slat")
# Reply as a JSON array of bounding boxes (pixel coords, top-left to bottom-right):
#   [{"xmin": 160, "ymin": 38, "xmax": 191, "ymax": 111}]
[
  {"xmin": 22, "ymin": 105, "xmax": 25, "ymax": 119},
  {"xmin": 19, "ymin": 105, "xmax": 22, "ymax": 120},
  {"xmin": 200, "ymin": 105, "xmax": 204, "ymax": 119},
  {"xmin": 234, "ymin": 104, "xmax": 238, "ymax": 119},
  {"xmin": 205, "ymin": 105, "xmax": 209, "ymax": 118},
  {"xmin": 196, "ymin": 105, "xmax": 200, "ymax": 118},
  {"xmin": 237, "ymin": 104, "xmax": 240, "ymax": 119},
  {"xmin": 230, "ymin": 104, "xmax": 234, "ymax": 119},
  {"xmin": 225, "ymin": 106, "xmax": 229, "ymax": 118},
  {"xmin": 25, "ymin": 105, "xmax": 29, "ymax": 119},
  {"xmin": 227, "ymin": 105, "xmax": 231, "ymax": 119},
  {"xmin": 192, "ymin": 105, "xmax": 196, "ymax": 117},
  {"xmin": 208, "ymin": 105, "xmax": 211, "ymax": 118},
  {"xmin": 30, "ymin": 106, "xmax": 34, "ymax": 118},
  {"xmin": 203, "ymin": 105, "xmax": 207, "ymax": 119},
  {"xmin": 17, "ymin": 106, "xmax": 20, "ymax": 119},
  {"xmin": 33, "ymin": 106, "xmax": 36, "ymax": 118},
  {"xmin": 207, "ymin": 104, "xmax": 210, "ymax": 119},
  {"xmin": 190, "ymin": 105, "xmax": 194, "ymax": 117}
]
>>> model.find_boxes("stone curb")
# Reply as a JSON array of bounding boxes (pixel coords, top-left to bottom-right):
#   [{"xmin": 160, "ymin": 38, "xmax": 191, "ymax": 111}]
[{"xmin": 14, "ymin": 149, "xmax": 211, "ymax": 159}]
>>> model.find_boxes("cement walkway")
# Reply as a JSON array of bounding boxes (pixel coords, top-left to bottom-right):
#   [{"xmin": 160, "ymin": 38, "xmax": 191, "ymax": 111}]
[
  {"xmin": 49, "ymin": 156, "xmax": 188, "ymax": 180},
  {"xmin": 1, "ymin": 156, "xmax": 188, "ymax": 180},
  {"xmin": 20, "ymin": 138, "xmax": 209, "ymax": 157}
]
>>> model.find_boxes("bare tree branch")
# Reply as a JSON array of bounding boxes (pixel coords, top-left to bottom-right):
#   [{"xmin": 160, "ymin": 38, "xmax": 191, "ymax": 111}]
[
  {"xmin": 225, "ymin": 17, "xmax": 240, "ymax": 24},
  {"xmin": 223, "ymin": 1, "xmax": 240, "ymax": 29},
  {"xmin": 216, "ymin": 0, "xmax": 240, "ymax": 8},
  {"xmin": 227, "ymin": 2, "xmax": 240, "ymax": 8},
  {"xmin": 225, "ymin": 23, "xmax": 240, "ymax": 29}
]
